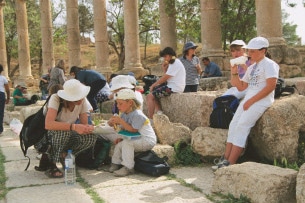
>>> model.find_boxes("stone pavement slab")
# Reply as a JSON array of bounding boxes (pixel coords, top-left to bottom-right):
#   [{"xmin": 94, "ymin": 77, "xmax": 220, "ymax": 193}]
[
  {"xmin": 0, "ymin": 125, "xmax": 215, "ymax": 203},
  {"xmin": 5, "ymin": 184, "xmax": 93, "ymax": 203}
]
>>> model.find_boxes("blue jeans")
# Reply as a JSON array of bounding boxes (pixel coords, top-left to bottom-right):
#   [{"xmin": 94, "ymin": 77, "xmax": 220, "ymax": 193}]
[{"xmin": 0, "ymin": 92, "xmax": 5, "ymax": 133}]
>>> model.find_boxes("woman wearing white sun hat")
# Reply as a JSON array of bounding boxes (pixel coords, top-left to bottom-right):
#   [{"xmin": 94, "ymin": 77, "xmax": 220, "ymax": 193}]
[
  {"xmin": 43, "ymin": 79, "xmax": 97, "ymax": 178},
  {"xmin": 213, "ymin": 36, "xmax": 279, "ymax": 170}
]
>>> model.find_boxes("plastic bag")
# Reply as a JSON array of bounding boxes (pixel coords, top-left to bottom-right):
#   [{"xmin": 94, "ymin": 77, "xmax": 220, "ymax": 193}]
[{"xmin": 9, "ymin": 118, "xmax": 23, "ymax": 135}]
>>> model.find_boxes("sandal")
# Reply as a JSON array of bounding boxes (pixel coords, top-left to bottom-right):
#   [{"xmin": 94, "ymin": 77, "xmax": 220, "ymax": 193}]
[{"xmin": 45, "ymin": 167, "xmax": 63, "ymax": 178}]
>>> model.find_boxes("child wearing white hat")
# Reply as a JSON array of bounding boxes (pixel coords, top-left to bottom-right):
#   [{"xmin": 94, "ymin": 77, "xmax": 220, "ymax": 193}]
[
  {"xmin": 213, "ymin": 37, "xmax": 279, "ymax": 170},
  {"xmin": 106, "ymin": 89, "xmax": 156, "ymax": 177}
]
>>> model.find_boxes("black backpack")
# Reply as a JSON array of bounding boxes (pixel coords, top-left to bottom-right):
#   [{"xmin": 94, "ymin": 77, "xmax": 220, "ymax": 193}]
[
  {"xmin": 75, "ymin": 137, "xmax": 111, "ymax": 169},
  {"xmin": 209, "ymin": 95, "xmax": 239, "ymax": 129},
  {"xmin": 134, "ymin": 150, "xmax": 170, "ymax": 177},
  {"xmin": 275, "ymin": 78, "xmax": 295, "ymax": 98},
  {"xmin": 19, "ymin": 97, "xmax": 62, "ymax": 170}
]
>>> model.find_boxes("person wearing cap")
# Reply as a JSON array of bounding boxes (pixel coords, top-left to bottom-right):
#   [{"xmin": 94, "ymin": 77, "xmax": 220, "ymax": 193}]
[
  {"xmin": 12, "ymin": 82, "xmax": 33, "ymax": 106},
  {"xmin": 0, "ymin": 64, "xmax": 10, "ymax": 135},
  {"xmin": 70, "ymin": 66, "xmax": 106, "ymax": 113},
  {"xmin": 222, "ymin": 40, "xmax": 252, "ymax": 99},
  {"xmin": 106, "ymin": 89, "xmax": 156, "ymax": 177},
  {"xmin": 202, "ymin": 57, "xmax": 222, "ymax": 78},
  {"xmin": 179, "ymin": 41, "xmax": 202, "ymax": 92},
  {"xmin": 212, "ymin": 37, "xmax": 279, "ymax": 170},
  {"xmin": 146, "ymin": 47, "xmax": 186, "ymax": 119},
  {"xmin": 44, "ymin": 79, "xmax": 97, "ymax": 178}
]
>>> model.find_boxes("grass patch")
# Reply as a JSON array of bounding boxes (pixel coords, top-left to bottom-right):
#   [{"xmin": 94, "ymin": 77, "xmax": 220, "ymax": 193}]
[
  {"xmin": 0, "ymin": 148, "xmax": 8, "ymax": 200},
  {"xmin": 166, "ymin": 173, "xmax": 202, "ymax": 193},
  {"xmin": 174, "ymin": 141, "xmax": 202, "ymax": 166},
  {"xmin": 76, "ymin": 170, "xmax": 105, "ymax": 203},
  {"xmin": 206, "ymin": 192, "xmax": 251, "ymax": 203}
]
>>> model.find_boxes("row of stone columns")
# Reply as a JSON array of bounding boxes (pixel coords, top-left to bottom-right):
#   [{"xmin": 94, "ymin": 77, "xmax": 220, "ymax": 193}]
[{"xmin": 0, "ymin": 0, "xmax": 285, "ymax": 81}]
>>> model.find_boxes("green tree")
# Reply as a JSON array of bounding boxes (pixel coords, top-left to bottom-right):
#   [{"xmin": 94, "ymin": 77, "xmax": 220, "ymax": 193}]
[
  {"xmin": 220, "ymin": 0, "xmax": 256, "ymax": 50},
  {"xmin": 176, "ymin": 0, "xmax": 201, "ymax": 43},
  {"xmin": 282, "ymin": 10, "xmax": 299, "ymax": 45},
  {"xmin": 78, "ymin": 3, "xmax": 94, "ymax": 37}
]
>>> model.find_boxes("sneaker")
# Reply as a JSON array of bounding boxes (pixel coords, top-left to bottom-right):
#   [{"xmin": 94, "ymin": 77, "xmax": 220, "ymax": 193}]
[
  {"xmin": 108, "ymin": 163, "xmax": 121, "ymax": 173},
  {"xmin": 212, "ymin": 159, "xmax": 230, "ymax": 171},
  {"xmin": 213, "ymin": 155, "xmax": 224, "ymax": 165},
  {"xmin": 113, "ymin": 166, "xmax": 135, "ymax": 177}
]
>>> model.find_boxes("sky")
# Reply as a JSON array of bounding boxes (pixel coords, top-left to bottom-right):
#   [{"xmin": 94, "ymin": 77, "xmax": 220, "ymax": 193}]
[{"xmin": 281, "ymin": 0, "xmax": 305, "ymax": 45}]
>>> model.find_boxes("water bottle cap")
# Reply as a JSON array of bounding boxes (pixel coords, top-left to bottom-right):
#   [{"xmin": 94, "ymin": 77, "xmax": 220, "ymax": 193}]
[{"xmin": 68, "ymin": 149, "xmax": 72, "ymax": 153}]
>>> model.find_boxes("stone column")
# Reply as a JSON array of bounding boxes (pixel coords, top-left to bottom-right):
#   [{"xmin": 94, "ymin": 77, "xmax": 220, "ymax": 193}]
[
  {"xmin": 200, "ymin": 0, "xmax": 225, "ymax": 70},
  {"xmin": 255, "ymin": 0, "xmax": 286, "ymax": 46},
  {"xmin": 159, "ymin": 0, "xmax": 177, "ymax": 51},
  {"xmin": 123, "ymin": 0, "xmax": 148, "ymax": 78},
  {"xmin": 93, "ymin": 0, "xmax": 112, "ymax": 79},
  {"xmin": 40, "ymin": 0, "xmax": 55, "ymax": 74},
  {"xmin": 15, "ymin": 0, "xmax": 32, "ymax": 79},
  {"xmin": 0, "ymin": 0, "xmax": 8, "ymax": 79},
  {"xmin": 66, "ymin": 0, "xmax": 81, "ymax": 68}
]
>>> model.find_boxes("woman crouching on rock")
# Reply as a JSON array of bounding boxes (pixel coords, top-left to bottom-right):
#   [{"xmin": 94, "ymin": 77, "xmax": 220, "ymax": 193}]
[{"xmin": 44, "ymin": 79, "xmax": 97, "ymax": 178}]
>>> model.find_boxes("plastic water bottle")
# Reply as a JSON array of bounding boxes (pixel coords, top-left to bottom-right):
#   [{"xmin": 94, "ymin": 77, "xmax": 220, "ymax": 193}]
[{"xmin": 65, "ymin": 149, "xmax": 75, "ymax": 185}]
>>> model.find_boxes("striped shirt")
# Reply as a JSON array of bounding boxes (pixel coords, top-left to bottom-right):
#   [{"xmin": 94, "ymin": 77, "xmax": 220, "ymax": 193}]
[{"xmin": 179, "ymin": 56, "xmax": 200, "ymax": 85}]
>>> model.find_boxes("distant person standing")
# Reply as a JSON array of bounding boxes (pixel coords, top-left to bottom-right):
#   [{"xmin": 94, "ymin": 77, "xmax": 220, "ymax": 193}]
[
  {"xmin": 70, "ymin": 66, "xmax": 106, "ymax": 112},
  {"xmin": 39, "ymin": 67, "xmax": 51, "ymax": 100},
  {"xmin": 48, "ymin": 59, "xmax": 66, "ymax": 91},
  {"xmin": 0, "ymin": 64, "xmax": 10, "ymax": 135},
  {"xmin": 202, "ymin": 57, "xmax": 222, "ymax": 78},
  {"xmin": 179, "ymin": 41, "xmax": 202, "ymax": 92}
]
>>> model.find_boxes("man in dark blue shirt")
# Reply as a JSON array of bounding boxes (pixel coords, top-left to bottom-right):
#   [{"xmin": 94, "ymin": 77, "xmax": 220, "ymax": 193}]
[{"xmin": 202, "ymin": 57, "xmax": 222, "ymax": 77}]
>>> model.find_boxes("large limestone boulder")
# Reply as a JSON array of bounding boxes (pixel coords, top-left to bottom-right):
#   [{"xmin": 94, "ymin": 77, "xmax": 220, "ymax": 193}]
[
  {"xmin": 279, "ymin": 64, "xmax": 302, "ymax": 78},
  {"xmin": 285, "ymin": 77, "xmax": 305, "ymax": 96},
  {"xmin": 250, "ymin": 95, "xmax": 305, "ymax": 162},
  {"xmin": 160, "ymin": 92, "xmax": 220, "ymax": 130},
  {"xmin": 191, "ymin": 127, "xmax": 227, "ymax": 157},
  {"xmin": 153, "ymin": 114, "xmax": 191, "ymax": 145},
  {"xmin": 212, "ymin": 162, "xmax": 297, "ymax": 203},
  {"xmin": 296, "ymin": 163, "xmax": 305, "ymax": 203},
  {"xmin": 152, "ymin": 144, "xmax": 175, "ymax": 165},
  {"xmin": 198, "ymin": 77, "xmax": 229, "ymax": 91}
]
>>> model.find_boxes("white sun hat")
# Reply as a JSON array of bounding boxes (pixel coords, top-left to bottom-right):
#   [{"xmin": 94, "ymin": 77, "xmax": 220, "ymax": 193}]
[
  {"xmin": 57, "ymin": 79, "xmax": 90, "ymax": 101},
  {"xmin": 245, "ymin": 37, "xmax": 269, "ymax": 49},
  {"xmin": 115, "ymin": 89, "xmax": 140, "ymax": 105},
  {"xmin": 230, "ymin": 40, "xmax": 246, "ymax": 47},
  {"xmin": 110, "ymin": 75, "xmax": 134, "ymax": 91}
]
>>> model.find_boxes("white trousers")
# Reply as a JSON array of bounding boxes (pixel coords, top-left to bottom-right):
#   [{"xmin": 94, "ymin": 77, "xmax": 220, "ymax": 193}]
[{"xmin": 112, "ymin": 137, "xmax": 155, "ymax": 169}]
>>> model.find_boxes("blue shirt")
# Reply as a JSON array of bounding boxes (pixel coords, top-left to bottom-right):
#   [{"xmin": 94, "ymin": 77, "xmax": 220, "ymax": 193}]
[
  {"xmin": 76, "ymin": 70, "xmax": 106, "ymax": 85},
  {"xmin": 204, "ymin": 62, "xmax": 222, "ymax": 77}
]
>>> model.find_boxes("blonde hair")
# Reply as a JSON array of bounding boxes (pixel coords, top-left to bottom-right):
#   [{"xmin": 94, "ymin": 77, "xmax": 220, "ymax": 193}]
[{"xmin": 56, "ymin": 59, "xmax": 65, "ymax": 70}]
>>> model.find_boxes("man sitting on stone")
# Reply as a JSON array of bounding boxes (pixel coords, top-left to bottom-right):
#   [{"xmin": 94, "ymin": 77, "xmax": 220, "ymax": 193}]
[
  {"xmin": 202, "ymin": 57, "xmax": 222, "ymax": 78},
  {"xmin": 12, "ymin": 83, "xmax": 34, "ymax": 106}
]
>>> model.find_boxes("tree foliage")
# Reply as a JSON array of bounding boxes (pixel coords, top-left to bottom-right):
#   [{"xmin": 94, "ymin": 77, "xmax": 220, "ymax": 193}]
[
  {"xmin": 176, "ymin": 0, "xmax": 201, "ymax": 43},
  {"xmin": 78, "ymin": 3, "xmax": 94, "ymax": 37},
  {"xmin": 220, "ymin": 0, "xmax": 256, "ymax": 50},
  {"xmin": 282, "ymin": 10, "xmax": 299, "ymax": 45}
]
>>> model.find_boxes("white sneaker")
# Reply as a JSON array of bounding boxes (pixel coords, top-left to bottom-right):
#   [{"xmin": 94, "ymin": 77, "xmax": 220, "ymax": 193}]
[{"xmin": 113, "ymin": 166, "xmax": 135, "ymax": 177}]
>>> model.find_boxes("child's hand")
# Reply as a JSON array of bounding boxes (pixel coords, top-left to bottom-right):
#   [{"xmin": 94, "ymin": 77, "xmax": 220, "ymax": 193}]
[{"xmin": 231, "ymin": 65, "xmax": 238, "ymax": 75}]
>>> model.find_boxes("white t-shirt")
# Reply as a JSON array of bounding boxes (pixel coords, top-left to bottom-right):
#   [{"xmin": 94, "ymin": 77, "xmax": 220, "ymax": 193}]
[
  {"xmin": 242, "ymin": 57, "xmax": 279, "ymax": 106},
  {"xmin": 0, "ymin": 75, "xmax": 8, "ymax": 93},
  {"xmin": 166, "ymin": 59, "xmax": 186, "ymax": 93},
  {"xmin": 47, "ymin": 94, "xmax": 88, "ymax": 124}
]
